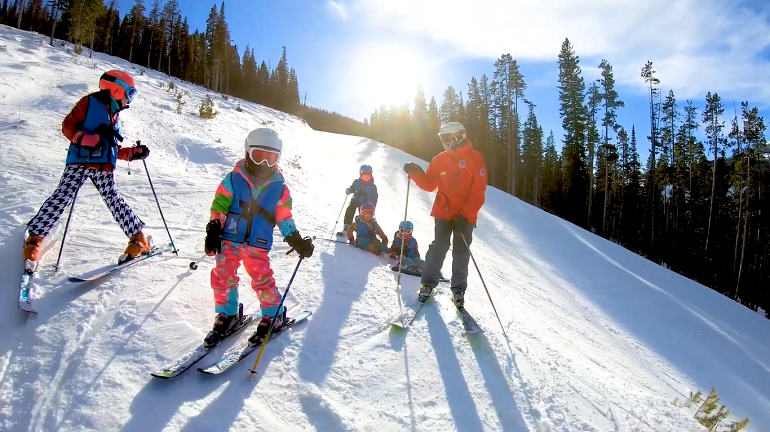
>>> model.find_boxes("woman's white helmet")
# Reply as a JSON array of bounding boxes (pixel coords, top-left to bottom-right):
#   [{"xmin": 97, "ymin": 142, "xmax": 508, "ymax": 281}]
[
  {"xmin": 438, "ymin": 122, "xmax": 467, "ymax": 150},
  {"xmin": 244, "ymin": 127, "xmax": 283, "ymax": 167}
]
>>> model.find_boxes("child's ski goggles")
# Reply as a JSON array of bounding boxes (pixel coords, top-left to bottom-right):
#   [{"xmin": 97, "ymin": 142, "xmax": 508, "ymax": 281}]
[{"xmin": 248, "ymin": 147, "xmax": 280, "ymax": 167}]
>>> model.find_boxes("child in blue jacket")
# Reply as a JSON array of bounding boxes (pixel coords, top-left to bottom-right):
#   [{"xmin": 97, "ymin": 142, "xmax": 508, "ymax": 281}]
[
  {"xmin": 342, "ymin": 164, "xmax": 378, "ymax": 230},
  {"xmin": 389, "ymin": 221, "xmax": 424, "ymax": 270}
]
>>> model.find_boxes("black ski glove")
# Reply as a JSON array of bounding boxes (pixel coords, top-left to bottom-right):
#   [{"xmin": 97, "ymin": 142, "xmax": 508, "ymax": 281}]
[
  {"xmin": 205, "ymin": 219, "xmax": 222, "ymax": 255},
  {"xmin": 286, "ymin": 231, "xmax": 314, "ymax": 258},
  {"xmin": 403, "ymin": 162, "xmax": 425, "ymax": 176},
  {"xmin": 129, "ymin": 144, "xmax": 150, "ymax": 161},
  {"xmin": 453, "ymin": 215, "xmax": 473, "ymax": 231}
]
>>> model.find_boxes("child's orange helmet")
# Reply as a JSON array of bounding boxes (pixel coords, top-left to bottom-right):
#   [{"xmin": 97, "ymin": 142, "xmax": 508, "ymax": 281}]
[{"xmin": 99, "ymin": 70, "xmax": 137, "ymax": 103}]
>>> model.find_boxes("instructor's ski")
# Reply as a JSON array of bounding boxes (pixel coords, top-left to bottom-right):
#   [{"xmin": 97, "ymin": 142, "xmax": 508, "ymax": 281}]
[
  {"xmin": 389, "ymin": 290, "xmax": 438, "ymax": 329},
  {"xmin": 197, "ymin": 310, "xmax": 312, "ymax": 375},
  {"xmin": 151, "ymin": 306, "xmax": 259, "ymax": 379},
  {"xmin": 68, "ymin": 242, "xmax": 172, "ymax": 283},
  {"xmin": 455, "ymin": 306, "xmax": 483, "ymax": 333}
]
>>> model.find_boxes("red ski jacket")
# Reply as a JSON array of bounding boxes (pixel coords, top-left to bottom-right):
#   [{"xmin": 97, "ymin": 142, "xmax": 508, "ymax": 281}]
[{"xmin": 408, "ymin": 140, "xmax": 487, "ymax": 224}]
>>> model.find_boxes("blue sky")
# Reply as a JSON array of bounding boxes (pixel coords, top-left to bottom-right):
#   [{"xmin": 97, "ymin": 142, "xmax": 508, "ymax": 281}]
[{"xmin": 122, "ymin": 0, "xmax": 770, "ymax": 159}]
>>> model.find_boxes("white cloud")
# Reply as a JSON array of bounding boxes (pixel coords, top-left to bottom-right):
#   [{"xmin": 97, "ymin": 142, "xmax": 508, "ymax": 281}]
[
  {"xmin": 349, "ymin": 0, "xmax": 770, "ymax": 105},
  {"xmin": 327, "ymin": 1, "xmax": 349, "ymax": 21}
]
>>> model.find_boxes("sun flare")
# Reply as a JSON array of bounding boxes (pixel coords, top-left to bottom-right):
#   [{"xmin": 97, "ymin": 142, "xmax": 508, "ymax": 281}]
[{"xmin": 350, "ymin": 43, "xmax": 432, "ymax": 110}]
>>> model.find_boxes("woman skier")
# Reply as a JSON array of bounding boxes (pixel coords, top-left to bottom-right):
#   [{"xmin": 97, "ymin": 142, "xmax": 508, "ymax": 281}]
[
  {"xmin": 203, "ymin": 127, "xmax": 314, "ymax": 347},
  {"xmin": 23, "ymin": 70, "xmax": 151, "ymax": 266}
]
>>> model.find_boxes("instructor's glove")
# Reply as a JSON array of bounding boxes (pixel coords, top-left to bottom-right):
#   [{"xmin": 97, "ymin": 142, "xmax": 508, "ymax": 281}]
[
  {"xmin": 204, "ymin": 219, "xmax": 222, "ymax": 256},
  {"xmin": 403, "ymin": 162, "xmax": 425, "ymax": 177},
  {"xmin": 286, "ymin": 231, "xmax": 314, "ymax": 258}
]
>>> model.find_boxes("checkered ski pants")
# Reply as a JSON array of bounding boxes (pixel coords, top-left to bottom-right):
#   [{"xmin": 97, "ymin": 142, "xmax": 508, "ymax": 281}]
[{"xmin": 26, "ymin": 164, "xmax": 145, "ymax": 239}]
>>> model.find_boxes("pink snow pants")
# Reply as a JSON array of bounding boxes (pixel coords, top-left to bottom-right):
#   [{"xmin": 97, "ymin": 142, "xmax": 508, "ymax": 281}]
[{"xmin": 211, "ymin": 240, "xmax": 281, "ymax": 316}]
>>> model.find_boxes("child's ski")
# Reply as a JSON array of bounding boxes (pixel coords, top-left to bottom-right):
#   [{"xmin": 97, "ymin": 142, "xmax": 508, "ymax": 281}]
[
  {"xmin": 197, "ymin": 310, "xmax": 312, "ymax": 375},
  {"xmin": 151, "ymin": 306, "xmax": 259, "ymax": 379}
]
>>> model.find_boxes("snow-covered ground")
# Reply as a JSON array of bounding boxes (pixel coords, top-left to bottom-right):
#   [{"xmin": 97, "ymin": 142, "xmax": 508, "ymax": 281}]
[{"xmin": 1, "ymin": 25, "xmax": 769, "ymax": 431}]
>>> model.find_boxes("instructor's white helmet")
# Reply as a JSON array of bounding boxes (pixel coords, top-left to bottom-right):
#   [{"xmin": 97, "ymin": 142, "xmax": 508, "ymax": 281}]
[
  {"xmin": 244, "ymin": 127, "xmax": 283, "ymax": 167},
  {"xmin": 438, "ymin": 122, "xmax": 467, "ymax": 150}
]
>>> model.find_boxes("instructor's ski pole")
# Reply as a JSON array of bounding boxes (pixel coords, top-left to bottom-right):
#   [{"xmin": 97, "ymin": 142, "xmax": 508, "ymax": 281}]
[
  {"xmin": 138, "ymin": 140, "xmax": 178, "ymax": 256},
  {"xmin": 395, "ymin": 180, "xmax": 411, "ymax": 287},
  {"xmin": 248, "ymin": 248, "xmax": 306, "ymax": 380},
  {"xmin": 460, "ymin": 232, "xmax": 508, "ymax": 341},
  {"xmin": 329, "ymin": 194, "xmax": 349, "ymax": 243}
]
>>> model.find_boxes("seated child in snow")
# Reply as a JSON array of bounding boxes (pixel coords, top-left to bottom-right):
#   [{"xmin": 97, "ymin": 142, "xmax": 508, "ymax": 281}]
[
  {"xmin": 345, "ymin": 202, "xmax": 389, "ymax": 255},
  {"xmin": 389, "ymin": 220, "xmax": 424, "ymax": 269}
]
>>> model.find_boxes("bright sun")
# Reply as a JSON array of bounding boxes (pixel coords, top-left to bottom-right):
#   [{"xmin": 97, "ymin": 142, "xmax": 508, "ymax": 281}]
[{"xmin": 351, "ymin": 43, "xmax": 431, "ymax": 109}]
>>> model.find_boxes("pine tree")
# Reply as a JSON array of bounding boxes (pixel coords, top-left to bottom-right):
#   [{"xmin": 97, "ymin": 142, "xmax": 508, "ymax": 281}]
[
  {"xmin": 703, "ymin": 92, "xmax": 726, "ymax": 253},
  {"xmin": 641, "ymin": 61, "xmax": 661, "ymax": 255},
  {"xmin": 557, "ymin": 38, "xmax": 589, "ymax": 225},
  {"xmin": 598, "ymin": 59, "xmax": 624, "ymax": 237},
  {"xmin": 586, "ymin": 81, "xmax": 602, "ymax": 227}
]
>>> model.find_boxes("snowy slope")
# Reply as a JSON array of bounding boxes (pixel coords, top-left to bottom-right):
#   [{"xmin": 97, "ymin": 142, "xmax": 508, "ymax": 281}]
[{"xmin": 1, "ymin": 25, "xmax": 769, "ymax": 432}]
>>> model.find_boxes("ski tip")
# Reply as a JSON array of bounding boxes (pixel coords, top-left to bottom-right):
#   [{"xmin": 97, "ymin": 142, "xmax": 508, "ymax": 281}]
[{"xmin": 247, "ymin": 368, "xmax": 259, "ymax": 374}]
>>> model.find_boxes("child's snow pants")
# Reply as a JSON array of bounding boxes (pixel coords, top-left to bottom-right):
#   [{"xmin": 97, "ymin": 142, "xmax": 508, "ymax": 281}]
[{"xmin": 211, "ymin": 240, "xmax": 283, "ymax": 317}]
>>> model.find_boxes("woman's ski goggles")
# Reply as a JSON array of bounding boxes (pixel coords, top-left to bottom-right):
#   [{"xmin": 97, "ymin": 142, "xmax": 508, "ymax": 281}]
[{"xmin": 248, "ymin": 147, "xmax": 280, "ymax": 167}]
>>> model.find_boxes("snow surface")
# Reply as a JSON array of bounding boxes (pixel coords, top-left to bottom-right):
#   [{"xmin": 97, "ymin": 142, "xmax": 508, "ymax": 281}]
[{"xmin": 1, "ymin": 25, "xmax": 769, "ymax": 431}]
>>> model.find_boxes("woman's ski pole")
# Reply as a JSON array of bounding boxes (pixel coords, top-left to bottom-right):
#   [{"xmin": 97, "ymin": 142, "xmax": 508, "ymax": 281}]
[{"xmin": 139, "ymin": 140, "xmax": 178, "ymax": 256}]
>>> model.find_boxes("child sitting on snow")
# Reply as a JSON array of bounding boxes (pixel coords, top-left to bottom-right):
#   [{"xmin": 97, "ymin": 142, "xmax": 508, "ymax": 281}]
[
  {"xmin": 389, "ymin": 220, "xmax": 424, "ymax": 270},
  {"xmin": 345, "ymin": 202, "xmax": 388, "ymax": 255}
]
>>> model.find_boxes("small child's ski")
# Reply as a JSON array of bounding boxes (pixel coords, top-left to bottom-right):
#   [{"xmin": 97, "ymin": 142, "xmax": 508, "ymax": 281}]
[
  {"xmin": 151, "ymin": 306, "xmax": 259, "ymax": 379},
  {"xmin": 390, "ymin": 264, "xmax": 449, "ymax": 283},
  {"xmin": 197, "ymin": 310, "xmax": 312, "ymax": 375},
  {"xmin": 68, "ymin": 242, "xmax": 172, "ymax": 283},
  {"xmin": 19, "ymin": 259, "xmax": 37, "ymax": 314}
]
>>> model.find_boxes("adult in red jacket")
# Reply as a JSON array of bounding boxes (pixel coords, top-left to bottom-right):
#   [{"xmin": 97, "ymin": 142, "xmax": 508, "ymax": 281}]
[{"xmin": 403, "ymin": 122, "xmax": 487, "ymax": 308}]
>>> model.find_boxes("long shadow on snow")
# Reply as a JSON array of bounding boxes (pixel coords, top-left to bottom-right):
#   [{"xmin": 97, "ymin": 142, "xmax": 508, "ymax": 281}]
[
  {"xmin": 179, "ymin": 340, "xmax": 292, "ymax": 432},
  {"xmin": 122, "ymin": 301, "xmax": 289, "ymax": 432},
  {"xmin": 423, "ymin": 305, "xmax": 485, "ymax": 431},
  {"xmin": 296, "ymin": 248, "xmax": 374, "ymax": 384},
  {"xmin": 299, "ymin": 392, "xmax": 355, "ymax": 431},
  {"xmin": 52, "ymin": 268, "xmax": 191, "ymax": 430},
  {"xmin": 481, "ymin": 192, "xmax": 770, "ymax": 424},
  {"xmin": 469, "ymin": 334, "xmax": 530, "ymax": 431},
  {"xmin": 0, "ymin": 224, "xmax": 73, "ymax": 432}
]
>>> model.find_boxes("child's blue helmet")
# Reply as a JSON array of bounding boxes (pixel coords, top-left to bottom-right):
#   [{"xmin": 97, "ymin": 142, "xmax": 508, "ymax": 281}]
[
  {"xmin": 399, "ymin": 221, "xmax": 414, "ymax": 231},
  {"xmin": 359, "ymin": 164, "xmax": 372, "ymax": 174}
]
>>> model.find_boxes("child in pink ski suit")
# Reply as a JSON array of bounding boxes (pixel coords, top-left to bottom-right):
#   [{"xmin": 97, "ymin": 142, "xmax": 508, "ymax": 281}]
[{"xmin": 202, "ymin": 128, "xmax": 313, "ymax": 347}]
